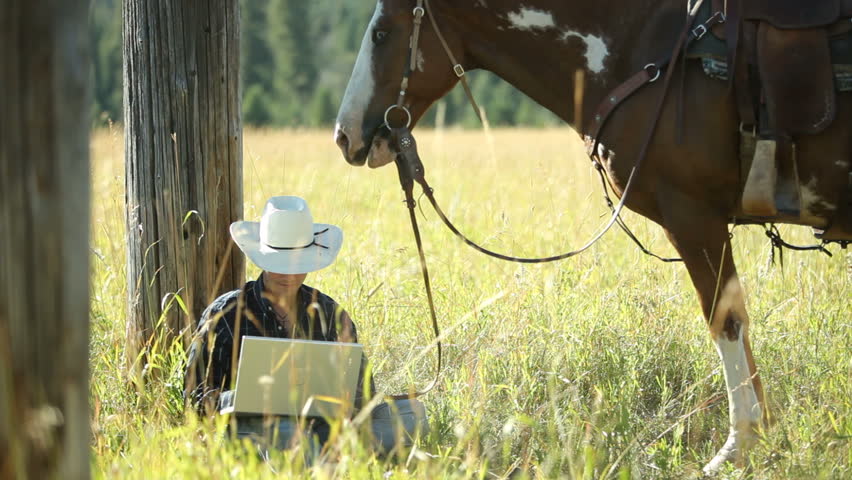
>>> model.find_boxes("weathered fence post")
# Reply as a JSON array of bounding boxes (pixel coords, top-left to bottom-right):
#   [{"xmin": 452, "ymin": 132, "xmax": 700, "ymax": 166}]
[
  {"xmin": 0, "ymin": 1, "xmax": 91, "ymax": 478},
  {"xmin": 123, "ymin": 0, "xmax": 244, "ymax": 373}
]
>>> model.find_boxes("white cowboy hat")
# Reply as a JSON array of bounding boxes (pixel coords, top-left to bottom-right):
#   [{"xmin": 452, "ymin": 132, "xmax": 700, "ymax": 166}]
[{"xmin": 229, "ymin": 196, "xmax": 343, "ymax": 274}]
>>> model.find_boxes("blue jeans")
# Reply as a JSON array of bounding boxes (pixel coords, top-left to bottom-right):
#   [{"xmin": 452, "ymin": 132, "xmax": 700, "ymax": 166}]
[{"xmin": 232, "ymin": 398, "xmax": 429, "ymax": 462}]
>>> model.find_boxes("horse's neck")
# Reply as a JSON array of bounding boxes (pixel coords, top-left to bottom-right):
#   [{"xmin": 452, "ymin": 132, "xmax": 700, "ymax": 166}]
[{"xmin": 455, "ymin": 0, "xmax": 683, "ymax": 127}]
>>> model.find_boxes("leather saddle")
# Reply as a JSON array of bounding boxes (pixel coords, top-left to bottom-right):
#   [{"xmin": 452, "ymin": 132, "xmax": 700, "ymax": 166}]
[
  {"xmin": 715, "ymin": 0, "xmax": 852, "ymax": 241},
  {"xmin": 741, "ymin": 0, "xmax": 848, "ymax": 137}
]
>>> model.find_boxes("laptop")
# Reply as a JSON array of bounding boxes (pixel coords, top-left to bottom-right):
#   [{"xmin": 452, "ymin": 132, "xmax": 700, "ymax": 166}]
[{"xmin": 220, "ymin": 336, "xmax": 363, "ymax": 418}]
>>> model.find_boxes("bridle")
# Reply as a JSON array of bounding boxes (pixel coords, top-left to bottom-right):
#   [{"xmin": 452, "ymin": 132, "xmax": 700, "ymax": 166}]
[
  {"xmin": 382, "ymin": 0, "xmax": 721, "ymax": 398},
  {"xmin": 383, "ymin": 0, "xmax": 481, "ymax": 133}
]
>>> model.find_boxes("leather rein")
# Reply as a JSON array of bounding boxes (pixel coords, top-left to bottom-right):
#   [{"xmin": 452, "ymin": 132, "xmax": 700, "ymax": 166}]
[{"xmin": 383, "ymin": 0, "xmax": 723, "ymax": 397}]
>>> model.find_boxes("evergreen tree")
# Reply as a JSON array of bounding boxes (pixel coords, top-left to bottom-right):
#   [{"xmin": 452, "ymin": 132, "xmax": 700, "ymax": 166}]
[
  {"xmin": 308, "ymin": 86, "xmax": 338, "ymax": 127},
  {"xmin": 267, "ymin": 0, "xmax": 317, "ymax": 125},
  {"xmin": 89, "ymin": 0, "xmax": 122, "ymax": 125},
  {"xmin": 488, "ymin": 80, "xmax": 518, "ymax": 126},
  {"xmin": 243, "ymin": 84, "xmax": 272, "ymax": 126},
  {"xmin": 241, "ymin": 0, "xmax": 274, "ymax": 106}
]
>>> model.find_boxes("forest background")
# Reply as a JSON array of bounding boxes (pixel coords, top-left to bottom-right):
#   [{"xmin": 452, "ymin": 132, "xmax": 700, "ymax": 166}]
[{"xmin": 90, "ymin": 0, "xmax": 562, "ymax": 128}]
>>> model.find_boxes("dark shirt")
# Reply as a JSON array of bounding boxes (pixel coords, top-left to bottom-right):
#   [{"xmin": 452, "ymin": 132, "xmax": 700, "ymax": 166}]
[{"xmin": 183, "ymin": 273, "xmax": 369, "ymax": 414}]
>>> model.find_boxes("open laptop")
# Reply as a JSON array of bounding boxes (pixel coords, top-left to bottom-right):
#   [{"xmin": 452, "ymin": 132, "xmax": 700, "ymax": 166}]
[{"xmin": 220, "ymin": 336, "xmax": 362, "ymax": 418}]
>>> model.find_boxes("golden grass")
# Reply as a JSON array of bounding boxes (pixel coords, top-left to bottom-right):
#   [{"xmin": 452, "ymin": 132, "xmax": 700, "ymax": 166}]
[{"xmin": 89, "ymin": 127, "xmax": 852, "ymax": 479}]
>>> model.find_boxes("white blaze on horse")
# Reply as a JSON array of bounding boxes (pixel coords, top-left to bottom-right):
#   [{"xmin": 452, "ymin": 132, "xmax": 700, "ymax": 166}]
[{"xmin": 334, "ymin": 0, "xmax": 852, "ymax": 474}]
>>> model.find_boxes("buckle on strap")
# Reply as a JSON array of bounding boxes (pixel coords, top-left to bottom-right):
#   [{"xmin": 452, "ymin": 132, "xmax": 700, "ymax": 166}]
[
  {"xmin": 691, "ymin": 10, "xmax": 726, "ymax": 40},
  {"xmin": 453, "ymin": 64, "xmax": 465, "ymax": 77},
  {"xmin": 692, "ymin": 24, "xmax": 708, "ymax": 40}
]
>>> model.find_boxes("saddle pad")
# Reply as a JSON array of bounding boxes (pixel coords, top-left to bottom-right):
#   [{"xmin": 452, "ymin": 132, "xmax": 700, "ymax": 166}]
[
  {"xmin": 744, "ymin": 0, "xmax": 840, "ymax": 29},
  {"xmin": 757, "ymin": 24, "xmax": 836, "ymax": 135}
]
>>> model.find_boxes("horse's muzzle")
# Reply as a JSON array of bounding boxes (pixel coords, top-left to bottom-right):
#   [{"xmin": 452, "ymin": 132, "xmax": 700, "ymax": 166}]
[{"xmin": 333, "ymin": 123, "xmax": 367, "ymax": 166}]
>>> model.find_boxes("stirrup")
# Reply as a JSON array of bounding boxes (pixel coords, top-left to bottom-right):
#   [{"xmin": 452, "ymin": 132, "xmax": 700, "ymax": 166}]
[{"xmin": 742, "ymin": 138, "xmax": 778, "ymax": 216}]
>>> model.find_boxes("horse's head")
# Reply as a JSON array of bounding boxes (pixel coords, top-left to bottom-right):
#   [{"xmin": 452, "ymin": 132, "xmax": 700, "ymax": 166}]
[{"xmin": 334, "ymin": 0, "xmax": 462, "ymax": 168}]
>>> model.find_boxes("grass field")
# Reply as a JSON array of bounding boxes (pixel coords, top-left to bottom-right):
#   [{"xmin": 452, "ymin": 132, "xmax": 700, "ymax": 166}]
[{"xmin": 89, "ymin": 127, "xmax": 851, "ymax": 479}]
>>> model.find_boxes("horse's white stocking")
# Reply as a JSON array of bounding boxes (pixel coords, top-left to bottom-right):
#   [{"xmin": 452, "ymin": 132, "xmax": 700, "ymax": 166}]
[{"xmin": 704, "ymin": 280, "xmax": 762, "ymax": 474}]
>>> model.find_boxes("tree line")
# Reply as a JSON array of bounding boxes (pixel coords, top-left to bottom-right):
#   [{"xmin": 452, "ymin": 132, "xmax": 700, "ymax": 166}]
[{"xmin": 90, "ymin": 0, "xmax": 561, "ymax": 128}]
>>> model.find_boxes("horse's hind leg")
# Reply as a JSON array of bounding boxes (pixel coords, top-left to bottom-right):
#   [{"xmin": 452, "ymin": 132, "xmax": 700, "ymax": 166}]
[{"xmin": 657, "ymin": 189, "xmax": 763, "ymax": 474}]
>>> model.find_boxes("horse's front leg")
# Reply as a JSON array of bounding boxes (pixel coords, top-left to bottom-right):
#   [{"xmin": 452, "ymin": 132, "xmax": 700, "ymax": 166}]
[{"xmin": 657, "ymin": 188, "xmax": 764, "ymax": 474}]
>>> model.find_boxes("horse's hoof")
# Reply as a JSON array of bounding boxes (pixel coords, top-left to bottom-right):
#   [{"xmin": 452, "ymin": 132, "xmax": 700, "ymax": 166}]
[
  {"xmin": 702, "ymin": 452, "xmax": 734, "ymax": 477},
  {"xmin": 701, "ymin": 432, "xmax": 752, "ymax": 477}
]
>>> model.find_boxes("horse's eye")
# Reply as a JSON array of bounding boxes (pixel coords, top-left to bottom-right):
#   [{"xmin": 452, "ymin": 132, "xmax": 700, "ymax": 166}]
[{"xmin": 372, "ymin": 29, "xmax": 388, "ymax": 44}]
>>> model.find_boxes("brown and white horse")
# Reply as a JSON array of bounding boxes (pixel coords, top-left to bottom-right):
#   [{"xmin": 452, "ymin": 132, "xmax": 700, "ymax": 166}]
[{"xmin": 333, "ymin": 0, "xmax": 851, "ymax": 473}]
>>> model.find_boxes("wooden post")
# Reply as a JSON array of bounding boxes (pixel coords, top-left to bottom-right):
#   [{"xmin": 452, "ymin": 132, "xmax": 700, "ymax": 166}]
[
  {"xmin": 0, "ymin": 1, "xmax": 91, "ymax": 478},
  {"xmin": 123, "ymin": 0, "xmax": 244, "ymax": 372}
]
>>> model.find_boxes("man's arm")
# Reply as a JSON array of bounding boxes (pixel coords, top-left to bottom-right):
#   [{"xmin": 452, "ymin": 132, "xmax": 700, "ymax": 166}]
[
  {"xmin": 183, "ymin": 297, "xmax": 237, "ymax": 415},
  {"xmin": 335, "ymin": 308, "xmax": 378, "ymax": 409},
  {"xmin": 337, "ymin": 309, "xmax": 357, "ymax": 343}
]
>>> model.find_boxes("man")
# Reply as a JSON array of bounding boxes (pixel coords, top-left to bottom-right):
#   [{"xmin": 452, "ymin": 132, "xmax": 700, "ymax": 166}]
[{"xmin": 184, "ymin": 196, "xmax": 427, "ymax": 456}]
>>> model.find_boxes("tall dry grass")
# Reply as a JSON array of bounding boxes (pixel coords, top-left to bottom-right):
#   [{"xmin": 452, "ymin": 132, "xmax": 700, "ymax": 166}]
[{"xmin": 89, "ymin": 126, "xmax": 851, "ymax": 479}]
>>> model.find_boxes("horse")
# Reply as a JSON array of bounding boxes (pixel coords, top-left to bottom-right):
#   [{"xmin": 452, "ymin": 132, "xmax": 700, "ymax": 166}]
[{"xmin": 333, "ymin": 0, "xmax": 852, "ymax": 473}]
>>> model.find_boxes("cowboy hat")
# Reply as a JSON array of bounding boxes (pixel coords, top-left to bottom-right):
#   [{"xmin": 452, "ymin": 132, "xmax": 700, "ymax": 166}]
[{"xmin": 229, "ymin": 196, "xmax": 343, "ymax": 274}]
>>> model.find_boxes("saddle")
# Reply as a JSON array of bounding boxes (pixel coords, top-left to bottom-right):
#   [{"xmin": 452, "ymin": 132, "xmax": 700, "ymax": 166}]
[{"xmin": 715, "ymin": 0, "xmax": 852, "ymax": 241}]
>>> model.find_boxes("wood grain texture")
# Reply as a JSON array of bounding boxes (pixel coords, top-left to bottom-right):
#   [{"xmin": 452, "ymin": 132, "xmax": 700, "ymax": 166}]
[
  {"xmin": 123, "ymin": 0, "xmax": 244, "ymax": 368},
  {"xmin": 0, "ymin": 0, "xmax": 91, "ymax": 478}
]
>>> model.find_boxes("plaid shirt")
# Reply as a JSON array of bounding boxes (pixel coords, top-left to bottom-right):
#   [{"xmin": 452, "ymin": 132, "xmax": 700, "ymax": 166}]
[{"xmin": 183, "ymin": 273, "xmax": 367, "ymax": 413}]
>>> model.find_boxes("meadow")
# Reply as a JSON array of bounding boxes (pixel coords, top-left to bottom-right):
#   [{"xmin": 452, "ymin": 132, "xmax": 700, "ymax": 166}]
[{"xmin": 89, "ymin": 127, "xmax": 851, "ymax": 479}]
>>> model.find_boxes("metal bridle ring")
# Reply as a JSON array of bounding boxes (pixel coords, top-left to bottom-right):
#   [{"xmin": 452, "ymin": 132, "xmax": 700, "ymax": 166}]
[
  {"xmin": 644, "ymin": 63, "xmax": 661, "ymax": 82},
  {"xmin": 413, "ymin": 6, "xmax": 425, "ymax": 17},
  {"xmin": 384, "ymin": 105, "xmax": 412, "ymax": 129}
]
